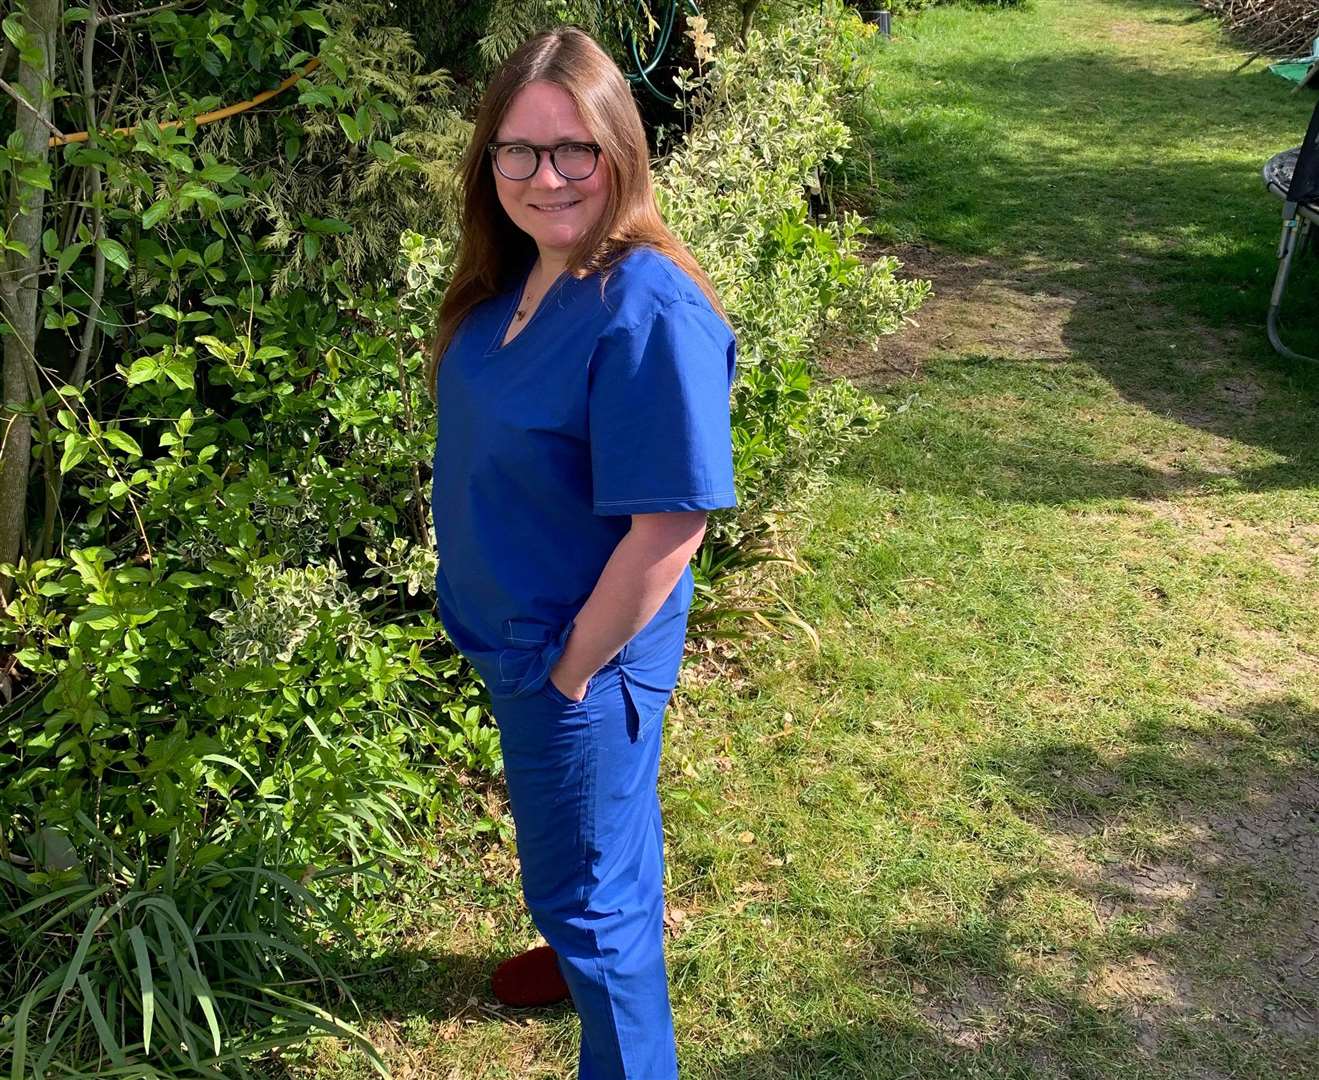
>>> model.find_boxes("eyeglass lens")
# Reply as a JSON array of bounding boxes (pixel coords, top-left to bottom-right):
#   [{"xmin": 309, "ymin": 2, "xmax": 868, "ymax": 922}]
[{"xmin": 495, "ymin": 143, "xmax": 598, "ymax": 181}]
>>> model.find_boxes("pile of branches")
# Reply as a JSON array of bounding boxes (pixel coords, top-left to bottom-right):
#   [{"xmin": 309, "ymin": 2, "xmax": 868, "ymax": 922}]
[{"xmin": 1200, "ymin": 0, "xmax": 1319, "ymax": 58}]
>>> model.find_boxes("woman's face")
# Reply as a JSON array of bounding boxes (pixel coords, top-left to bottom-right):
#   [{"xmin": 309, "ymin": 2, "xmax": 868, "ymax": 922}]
[{"xmin": 492, "ymin": 80, "xmax": 611, "ymax": 264}]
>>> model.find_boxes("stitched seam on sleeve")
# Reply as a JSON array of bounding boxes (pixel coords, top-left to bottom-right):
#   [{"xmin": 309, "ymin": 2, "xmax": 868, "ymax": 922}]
[
  {"xmin": 594, "ymin": 490, "xmax": 735, "ymax": 508},
  {"xmin": 616, "ymin": 296, "xmax": 729, "ymax": 338}
]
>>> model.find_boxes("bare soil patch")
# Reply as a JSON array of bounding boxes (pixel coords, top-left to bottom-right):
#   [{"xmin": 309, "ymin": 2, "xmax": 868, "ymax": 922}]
[
  {"xmin": 914, "ymin": 973, "xmax": 1010, "ymax": 1050},
  {"xmin": 1139, "ymin": 499, "xmax": 1319, "ymax": 584},
  {"xmin": 819, "ymin": 244, "xmax": 1079, "ymax": 388},
  {"xmin": 1045, "ymin": 770, "xmax": 1319, "ymax": 1044}
]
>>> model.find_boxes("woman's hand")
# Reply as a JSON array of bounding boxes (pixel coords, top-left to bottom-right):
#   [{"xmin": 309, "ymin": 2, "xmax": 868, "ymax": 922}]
[
  {"xmin": 548, "ymin": 668, "xmax": 590, "ymax": 703},
  {"xmin": 546, "ymin": 511, "xmax": 708, "ymax": 701}
]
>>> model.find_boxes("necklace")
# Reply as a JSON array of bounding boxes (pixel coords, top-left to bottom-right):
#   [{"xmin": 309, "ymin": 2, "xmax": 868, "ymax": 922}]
[
  {"xmin": 514, "ymin": 266, "xmax": 544, "ymax": 322},
  {"xmin": 514, "ymin": 262, "xmax": 560, "ymax": 322}
]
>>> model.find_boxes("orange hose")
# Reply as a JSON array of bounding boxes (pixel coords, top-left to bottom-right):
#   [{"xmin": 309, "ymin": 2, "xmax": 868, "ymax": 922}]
[{"xmin": 49, "ymin": 57, "xmax": 320, "ymax": 147}]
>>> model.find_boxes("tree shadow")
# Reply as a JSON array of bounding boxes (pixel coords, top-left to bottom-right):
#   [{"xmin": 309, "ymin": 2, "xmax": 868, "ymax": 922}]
[
  {"xmin": 834, "ymin": 242, "xmax": 1319, "ymax": 504},
  {"xmin": 841, "ymin": 37, "xmax": 1319, "ymax": 501},
  {"xmin": 699, "ymin": 694, "xmax": 1318, "ymax": 1077},
  {"xmin": 327, "ymin": 943, "xmax": 574, "ymax": 1024},
  {"xmin": 1104, "ymin": 0, "xmax": 1222, "ymax": 25}
]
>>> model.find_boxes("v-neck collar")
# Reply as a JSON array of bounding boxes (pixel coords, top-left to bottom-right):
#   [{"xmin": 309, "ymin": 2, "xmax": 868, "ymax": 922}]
[{"xmin": 488, "ymin": 261, "xmax": 569, "ymax": 355}]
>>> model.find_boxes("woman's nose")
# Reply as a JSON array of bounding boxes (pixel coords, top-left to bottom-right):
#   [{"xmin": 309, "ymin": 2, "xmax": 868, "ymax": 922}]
[{"xmin": 530, "ymin": 152, "xmax": 568, "ymax": 189}]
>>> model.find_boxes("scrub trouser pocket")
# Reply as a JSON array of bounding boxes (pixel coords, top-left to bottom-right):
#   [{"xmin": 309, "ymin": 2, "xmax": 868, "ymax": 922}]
[{"xmin": 488, "ymin": 660, "xmax": 677, "ymax": 1080}]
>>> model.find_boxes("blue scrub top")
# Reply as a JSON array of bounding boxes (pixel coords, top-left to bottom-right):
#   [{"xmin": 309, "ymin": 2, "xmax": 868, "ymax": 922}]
[{"xmin": 431, "ymin": 245, "xmax": 738, "ymax": 715}]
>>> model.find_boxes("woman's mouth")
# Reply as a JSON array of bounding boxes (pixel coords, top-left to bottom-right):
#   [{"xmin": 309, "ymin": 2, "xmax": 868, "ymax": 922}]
[{"xmin": 529, "ymin": 199, "xmax": 581, "ymax": 214}]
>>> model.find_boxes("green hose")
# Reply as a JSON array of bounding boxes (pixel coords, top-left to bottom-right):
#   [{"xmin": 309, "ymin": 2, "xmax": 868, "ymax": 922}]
[{"xmin": 622, "ymin": 0, "xmax": 704, "ymax": 103}]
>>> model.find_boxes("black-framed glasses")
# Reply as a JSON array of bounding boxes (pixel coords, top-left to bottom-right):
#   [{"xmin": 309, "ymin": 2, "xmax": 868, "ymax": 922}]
[{"xmin": 487, "ymin": 141, "xmax": 603, "ymax": 182}]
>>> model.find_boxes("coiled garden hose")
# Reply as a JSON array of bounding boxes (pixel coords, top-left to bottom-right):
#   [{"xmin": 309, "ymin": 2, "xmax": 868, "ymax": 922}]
[{"xmin": 623, "ymin": 0, "xmax": 704, "ymax": 104}]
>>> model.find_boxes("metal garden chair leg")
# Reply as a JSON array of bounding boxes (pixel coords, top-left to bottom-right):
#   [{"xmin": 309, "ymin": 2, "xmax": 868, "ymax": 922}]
[
  {"xmin": 1267, "ymin": 205, "xmax": 1318, "ymax": 365},
  {"xmin": 1261, "ymin": 91, "xmax": 1319, "ymax": 363}
]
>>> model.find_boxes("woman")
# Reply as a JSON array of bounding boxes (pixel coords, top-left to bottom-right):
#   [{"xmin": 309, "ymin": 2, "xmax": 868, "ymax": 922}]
[{"xmin": 426, "ymin": 24, "xmax": 737, "ymax": 1080}]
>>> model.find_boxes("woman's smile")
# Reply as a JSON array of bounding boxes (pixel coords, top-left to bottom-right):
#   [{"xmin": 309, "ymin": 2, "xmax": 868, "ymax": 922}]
[{"xmin": 529, "ymin": 198, "xmax": 582, "ymax": 213}]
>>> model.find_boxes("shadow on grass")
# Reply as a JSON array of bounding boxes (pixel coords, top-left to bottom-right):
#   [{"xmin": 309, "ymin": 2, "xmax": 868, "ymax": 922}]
[
  {"xmin": 846, "ymin": 19, "xmax": 1319, "ymax": 492},
  {"xmin": 964, "ymin": 694, "xmax": 1319, "ymax": 814},
  {"xmin": 706, "ymin": 1009, "xmax": 1134, "ymax": 1079},
  {"xmin": 304, "ymin": 941, "xmax": 562, "ymax": 1022},
  {"xmin": 697, "ymin": 921, "xmax": 1315, "ymax": 1076},
  {"xmin": 860, "ymin": 23, "xmax": 1317, "ymax": 274},
  {"xmin": 1104, "ymin": 0, "xmax": 1225, "ymax": 26},
  {"xmin": 832, "ymin": 358, "xmax": 1319, "ymax": 506},
  {"xmin": 834, "ymin": 254, "xmax": 1319, "ymax": 502},
  {"xmin": 691, "ymin": 696, "xmax": 1318, "ymax": 1078}
]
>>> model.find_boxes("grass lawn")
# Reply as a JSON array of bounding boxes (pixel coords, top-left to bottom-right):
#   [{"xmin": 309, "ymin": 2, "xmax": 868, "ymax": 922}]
[{"xmin": 288, "ymin": 2, "xmax": 1318, "ymax": 1076}]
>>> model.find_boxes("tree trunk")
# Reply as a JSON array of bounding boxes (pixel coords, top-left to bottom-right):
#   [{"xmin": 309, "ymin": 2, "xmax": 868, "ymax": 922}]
[
  {"xmin": 740, "ymin": 0, "xmax": 762, "ymax": 46},
  {"xmin": 0, "ymin": 0, "xmax": 60, "ymax": 599}
]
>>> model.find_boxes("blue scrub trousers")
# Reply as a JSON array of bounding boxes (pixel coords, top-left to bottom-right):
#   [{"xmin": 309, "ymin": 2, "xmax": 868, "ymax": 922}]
[{"xmin": 489, "ymin": 657, "xmax": 679, "ymax": 1079}]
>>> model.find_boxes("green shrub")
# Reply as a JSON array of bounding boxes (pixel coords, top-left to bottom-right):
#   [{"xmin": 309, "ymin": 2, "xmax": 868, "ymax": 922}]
[
  {"xmin": 1, "ymin": 3, "xmax": 486, "ymax": 1073},
  {"xmin": 654, "ymin": 1, "xmax": 929, "ymax": 555}
]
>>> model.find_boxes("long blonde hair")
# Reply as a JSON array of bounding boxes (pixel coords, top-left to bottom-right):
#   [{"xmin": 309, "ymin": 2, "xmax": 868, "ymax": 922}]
[{"xmin": 424, "ymin": 25, "xmax": 726, "ymax": 399}]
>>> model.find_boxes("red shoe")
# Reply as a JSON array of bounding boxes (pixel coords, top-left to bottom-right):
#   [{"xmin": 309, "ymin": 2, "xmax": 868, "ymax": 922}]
[{"xmin": 491, "ymin": 944, "xmax": 572, "ymax": 1007}]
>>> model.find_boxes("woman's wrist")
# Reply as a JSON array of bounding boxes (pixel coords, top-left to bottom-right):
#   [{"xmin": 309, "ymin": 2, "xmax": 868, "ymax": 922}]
[
  {"xmin": 548, "ymin": 627, "xmax": 606, "ymax": 698},
  {"xmin": 548, "ymin": 516, "xmax": 705, "ymax": 698},
  {"xmin": 547, "ymin": 661, "xmax": 591, "ymax": 701}
]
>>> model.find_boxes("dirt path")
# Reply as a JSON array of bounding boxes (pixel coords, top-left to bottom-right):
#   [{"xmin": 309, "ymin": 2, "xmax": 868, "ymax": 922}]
[{"xmin": 825, "ymin": 243, "xmax": 1081, "ymax": 388}]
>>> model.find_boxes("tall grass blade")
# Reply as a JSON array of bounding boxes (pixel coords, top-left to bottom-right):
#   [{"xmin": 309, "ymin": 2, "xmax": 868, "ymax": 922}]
[
  {"xmin": 1, "ymin": 883, "xmax": 93, "ymax": 929},
  {"xmin": 77, "ymin": 972, "xmax": 127, "ymax": 1067},
  {"xmin": 47, "ymin": 905, "xmax": 108, "ymax": 1037},
  {"xmin": 184, "ymin": 966, "xmax": 223, "ymax": 1055},
  {"xmin": 127, "ymin": 925, "xmax": 155, "ymax": 1053},
  {"xmin": 6, "ymin": 970, "xmax": 62, "ymax": 1080},
  {"xmin": 33, "ymin": 1006, "xmax": 78, "ymax": 1078},
  {"xmin": 22, "ymin": 883, "xmax": 111, "ymax": 942}
]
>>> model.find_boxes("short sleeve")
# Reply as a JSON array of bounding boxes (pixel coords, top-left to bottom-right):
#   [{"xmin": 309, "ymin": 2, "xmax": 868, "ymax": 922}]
[{"xmin": 588, "ymin": 298, "xmax": 738, "ymax": 516}]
